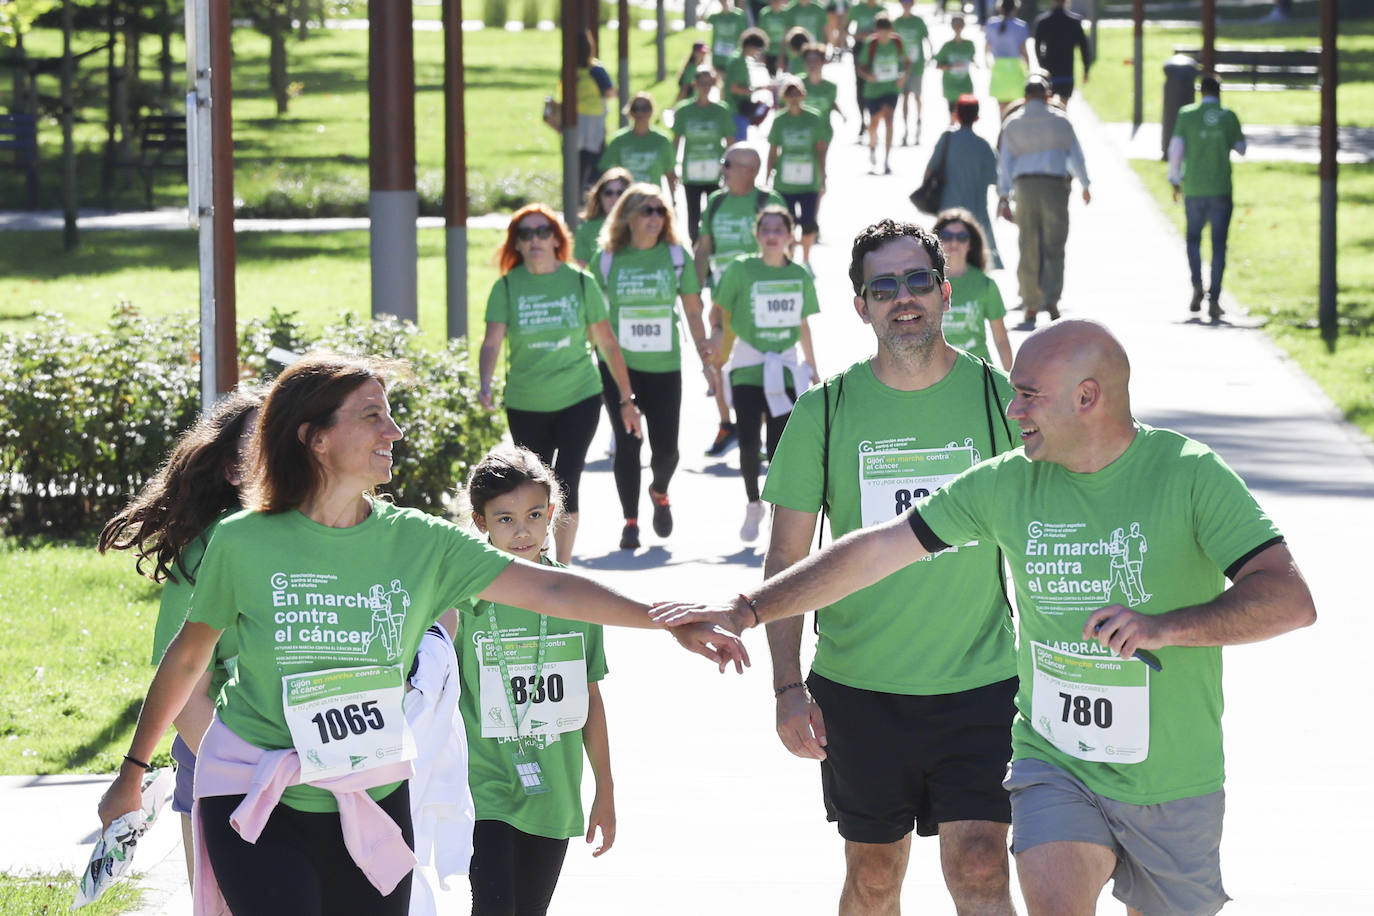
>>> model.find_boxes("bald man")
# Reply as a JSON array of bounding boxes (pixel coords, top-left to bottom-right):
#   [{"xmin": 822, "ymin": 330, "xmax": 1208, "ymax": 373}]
[{"xmin": 662, "ymin": 319, "xmax": 1316, "ymax": 916}]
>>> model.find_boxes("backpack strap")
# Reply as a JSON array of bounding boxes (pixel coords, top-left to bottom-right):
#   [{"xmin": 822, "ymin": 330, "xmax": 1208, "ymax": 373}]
[
  {"xmin": 704, "ymin": 192, "xmax": 723, "ymax": 239},
  {"xmin": 813, "ymin": 372, "xmax": 844, "ymax": 636},
  {"xmin": 755, "ymin": 188, "xmax": 769, "ymax": 214}
]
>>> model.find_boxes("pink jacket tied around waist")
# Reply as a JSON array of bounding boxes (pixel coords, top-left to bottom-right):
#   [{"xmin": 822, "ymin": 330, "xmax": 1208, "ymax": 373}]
[{"xmin": 191, "ymin": 715, "xmax": 417, "ymax": 916}]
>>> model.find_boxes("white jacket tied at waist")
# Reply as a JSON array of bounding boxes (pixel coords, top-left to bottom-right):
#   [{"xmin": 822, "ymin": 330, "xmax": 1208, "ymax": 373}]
[{"xmin": 723, "ymin": 337, "xmax": 813, "ymax": 418}]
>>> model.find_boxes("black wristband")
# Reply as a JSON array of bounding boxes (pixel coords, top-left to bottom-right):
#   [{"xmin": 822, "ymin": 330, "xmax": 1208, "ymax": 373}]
[
  {"xmin": 123, "ymin": 753, "xmax": 152, "ymax": 771},
  {"xmin": 738, "ymin": 593, "xmax": 760, "ymax": 628}
]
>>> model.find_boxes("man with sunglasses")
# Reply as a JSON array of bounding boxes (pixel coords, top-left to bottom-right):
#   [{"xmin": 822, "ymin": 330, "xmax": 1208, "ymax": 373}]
[
  {"xmin": 695, "ymin": 144, "xmax": 784, "ymax": 460},
  {"xmin": 662, "ymin": 316, "xmax": 1316, "ymax": 916},
  {"xmin": 760, "ymin": 219, "xmax": 1019, "ymax": 916}
]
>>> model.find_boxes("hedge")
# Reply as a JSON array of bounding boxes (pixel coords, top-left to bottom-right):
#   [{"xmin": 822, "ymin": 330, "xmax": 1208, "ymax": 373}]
[{"xmin": 0, "ymin": 307, "xmax": 505, "ymax": 537}]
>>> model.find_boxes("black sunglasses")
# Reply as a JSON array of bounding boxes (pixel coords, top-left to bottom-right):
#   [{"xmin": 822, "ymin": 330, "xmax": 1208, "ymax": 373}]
[
  {"xmin": 638, "ymin": 204, "xmax": 668, "ymax": 217},
  {"xmin": 515, "ymin": 225, "xmax": 555, "ymax": 241},
  {"xmin": 864, "ymin": 268, "xmax": 943, "ymax": 302},
  {"xmin": 601, "ymin": 184, "xmax": 628, "ymax": 196},
  {"xmin": 939, "ymin": 229, "xmax": 971, "ymax": 243}
]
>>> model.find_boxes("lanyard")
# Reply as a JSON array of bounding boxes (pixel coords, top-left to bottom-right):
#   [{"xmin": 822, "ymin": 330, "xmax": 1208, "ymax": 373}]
[{"xmin": 485, "ymin": 602, "xmax": 548, "ymax": 755}]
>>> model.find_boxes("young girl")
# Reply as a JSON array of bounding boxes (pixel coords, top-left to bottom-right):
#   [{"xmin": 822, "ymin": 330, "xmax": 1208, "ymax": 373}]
[
  {"xmin": 710, "ymin": 205, "xmax": 820, "ymax": 542},
  {"xmin": 96, "ymin": 387, "xmax": 264, "ymax": 885},
  {"xmin": 935, "ymin": 207, "xmax": 1013, "ymax": 369},
  {"xmin": 458, "ymin": 447, "xmax": 615, "ymax": 916}
]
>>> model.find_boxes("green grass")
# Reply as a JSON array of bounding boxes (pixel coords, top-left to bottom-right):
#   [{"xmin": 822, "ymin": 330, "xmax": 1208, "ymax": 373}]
[
  {"xmin": 0, "ymin": 540, "xmax": 176, "ymax": 775},
  {"xmin": 1130, "ymin": 158, "xmax": 1374, "ymax": 437},
  {"xmin": 0, "ymin": 870, "xmax": 141, "ymax": 915},
  {"xmin": 1081, "ymin": 19, "xmax": 1374, "ymax": 126},
  {"xmin": 0, "ymin": 227, "xmax": 509, "ymax": 348},
  {"xmin": 3, "ymin": 22, "xmax": 704, "ymax": 214}
]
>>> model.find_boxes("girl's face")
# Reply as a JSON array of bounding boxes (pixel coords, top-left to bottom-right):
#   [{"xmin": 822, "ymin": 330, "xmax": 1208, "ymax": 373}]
[
  {"xmin": 757, "ymin": 214, "xmax": 792, "ymax": 252},
  {"xmin": 474, "ymin": 481, "xmax": 553, "ymax": 560}
]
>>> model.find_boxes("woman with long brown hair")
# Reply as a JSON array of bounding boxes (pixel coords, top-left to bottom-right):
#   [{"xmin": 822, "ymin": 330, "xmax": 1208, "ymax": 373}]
[
  {"xmin": 478, "ymin": 203, "xmax": 642, "ymax": 564},
  {"xmin": 97, "ymin": 353, "xmax": 746, "ymax": 916}
]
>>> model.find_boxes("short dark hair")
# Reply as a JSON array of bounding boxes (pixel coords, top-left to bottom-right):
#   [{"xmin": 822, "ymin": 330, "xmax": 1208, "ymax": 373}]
[
  {"xmin": 849, "ymin": 219, "xmax": 946, "ymax": 295},
  {"xmin": 1200, "ymin": 72, "xmax": 1221, "ymax": 95},
  {"xmin": 248, "ymin": 352, "xmax": 411, "ymax": 513},
  {"xmin": 875, "ymin": 14, "xmax": 894, "ymax": 30},
  {"xmin": 741, "ymin": 27, "xmax": 769, "ymax": 51},
  {"xmin": 955, "ymin": 93, "xmax": 980, "ymax": 125}
]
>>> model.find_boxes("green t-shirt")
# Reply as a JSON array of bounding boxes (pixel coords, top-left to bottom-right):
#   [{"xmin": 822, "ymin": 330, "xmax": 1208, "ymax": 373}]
[
  {"xmin": 945, "ymin": 268, "xmax": 1007, "ymax": 362},
  {"xmin": 458, "ymin": 562, "xmax": 608, "ymax": 840},
  {"xmin": 759, "ymin": 6, "xmax": 790, "ymax": 50},
  {"xmin": 715, "ymin": 255, "xmax": 819, "ymax": 386},
  {"xmin": 915, "ymin": 425, "xmax": 1284, "ymax": 805},
  {"xmin": 860, "ymin": 38, "xmax": 905, "ymax": 97},
  {"xmin": 935, "ymin": 38, "xmax": 976, "ymax": 102},
  {"xmin": 1173, "ymin": 100, "xmax": 1244, "ymax": 198},
  {"xmin": 671, "ymin": 98, "xmax": 735, "ymax": 186},
  {"xmin": 893, "ymin": 14, "xmax": 929, "ymax": 64},
  {"xmin": 593, "ymin": 242, "xmax": 702, "ymax": 373},
  {"xmin": 186, "ymin": 502, "xmax": 512, "ymax": 812},
  {"xmin": 764, "ymin": 354, "xmax": 1019, "ymax": 693},
  {"xmin": 573, "ymin": 216, "xmax": 605, "ymax": 266},
  {"xmin": 787, "ymin": 2, "xmax": 829, "ymax": 44},
  {"xmin": 802, "ymin": 77, "xmax": 839, "ymax": 119},
  {"xmin": 846, "ymin": 1, "xmax": 880, "ymax": 35},
  {"xmin": 485, "ymin": 263, "xmax": 609, "ymax": 413},
  {"xmin": 768, "ymin": 107, "xmax": 832, "ymax": 194},
  {"xmin": 700, "ymin": 187, "xmax": 786, "ymax": 283},
  {"xmin": 152, "ymin": 517, "xmax": 241, "ymax": 700},
  {"xmin": 723, "ymin": 53, "xmax": 755, "ymax": 108},
  {"xmin": 598, "ymin": 128, "xmax": 676, "ymax": 185},
  {"xmin": 708, "ymin": 9, "xmax": 750, "ymax": 69}
]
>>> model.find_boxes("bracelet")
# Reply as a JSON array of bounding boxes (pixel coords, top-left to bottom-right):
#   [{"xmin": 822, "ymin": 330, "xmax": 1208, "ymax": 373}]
[
  {"xmin": 123, "ymin": 753, "xmax": 152, "ymax": 771},
  {"xmin": 774, "ymin": 681, "xmax": 806, "ymax": 698},
  {"xmin": 737, "ymin": 592, "xmax": 760, "ymax": 628},
  {"xmin": 618, "ymin": 394, "xmax": 637, "ymax": 407}
]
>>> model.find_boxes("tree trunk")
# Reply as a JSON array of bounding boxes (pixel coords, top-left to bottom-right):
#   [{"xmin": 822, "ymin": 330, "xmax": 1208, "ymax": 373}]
[
  {"xmin": 62, "ymin": 0, "xmax": 79, "ymax": 250},
  {"xmin": 270, "ymin": 3, "xmax": 289, "ymax": 115},
  {"xmin": 295, "ymin": 0, "xmax": 309, "ymax": 40},
  {"xmin": 160, "ymin": 0, "xmax": 174, "ymax": 100}
]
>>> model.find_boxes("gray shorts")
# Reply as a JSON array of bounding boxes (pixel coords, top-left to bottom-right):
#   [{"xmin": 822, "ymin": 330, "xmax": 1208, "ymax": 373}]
[{"xmin": 1005, "ymin": 757, "xmax": 1230, "ymax": 916}]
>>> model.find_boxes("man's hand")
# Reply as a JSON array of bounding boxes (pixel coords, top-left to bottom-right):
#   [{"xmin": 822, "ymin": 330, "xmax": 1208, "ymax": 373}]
[
  {"xmin": 776, "ymin": 686, "xmax": 827, "ymax": 760},
  {"xmin": 478, "ymin": 387, "xmax": 497, "ymax": 411},
  {"xmin": 1171, "ymin": 183, "xmax": 1181, "ymax": 203},
  {"xmin": 652, "ymin": 598, "xmax": 752, "ymax": 635},
  {"xmin": 664, "ymin": 619, "xmax": 751, "ymax": 673},
  {"xmin": 1084, "ymin": 604, "xmax": 1165, "ymax": 661},
  {"xmin": 997, "ymin": 198, "xmax": 1015, "ymax": 223},
  {"xmin": 1082, "ymin": 187, "xmax": 1092, "ymax": 205}
]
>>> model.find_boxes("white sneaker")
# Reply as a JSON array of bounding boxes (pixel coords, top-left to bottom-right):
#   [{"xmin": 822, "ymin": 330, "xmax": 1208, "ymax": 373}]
[{"xmin": 740, "ymin": 500, "xmax": 766, "ymax": 542}]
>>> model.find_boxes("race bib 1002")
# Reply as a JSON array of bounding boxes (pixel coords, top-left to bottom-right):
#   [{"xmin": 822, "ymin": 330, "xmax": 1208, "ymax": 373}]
[
  {"xmin": 751, "ymin": 279, "xmax": 804, "ymax": 329},
  {"xmin": 478, "ymin": 632, "xmax": 590, "ymax": 739},
  {"xmin": 1029, "ymin": 641, "xmax": 1150, "ymax": 764},
  {"xmin": 281, "ymin": 664, "xmax": 413, "ymax": 783}
]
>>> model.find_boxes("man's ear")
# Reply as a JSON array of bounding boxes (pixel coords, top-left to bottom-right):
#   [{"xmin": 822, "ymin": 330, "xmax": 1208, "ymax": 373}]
[
  {"xmin": 854, "ymin": 295, "xmax": 872, "ymax": 324},
  {"xmin": 1076, "ymin": 378, "xmax": 1101, "ymax": 413}
]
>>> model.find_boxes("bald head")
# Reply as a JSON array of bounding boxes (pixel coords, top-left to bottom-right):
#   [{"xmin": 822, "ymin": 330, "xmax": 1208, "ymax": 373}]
[
  {"xmin": 1008, "ymin": 320, "xmax": 1136, "ymax": 472},
  {"xmin": 723, "ymin": 144, "xmax": 762, "ymax": 193}
]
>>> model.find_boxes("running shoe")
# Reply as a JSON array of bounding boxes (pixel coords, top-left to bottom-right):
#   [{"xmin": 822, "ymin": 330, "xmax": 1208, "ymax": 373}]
[
  {"xmin": 649, "ymin": 487, "xmax": 673, "ymax": 537},
  {"xmin": 1208, "ymin": 300, "xmax": 1225, "ymax": 321},
  {"xmin": 620, "ymin": 521, "xmax": 640, "ymax": 550},
  {"xmin": 1189, "ymin": 285, "xmax": 1204, "ymax": 313},
  {"xmin": 705, "ymin": 422, "xmax": 739, "ymax": 457},
  {"xmin": 740, "ymin": 500, "xmax": 766, "ymax": 542}
]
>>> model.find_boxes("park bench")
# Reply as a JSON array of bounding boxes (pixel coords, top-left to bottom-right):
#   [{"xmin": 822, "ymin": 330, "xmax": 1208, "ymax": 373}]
[
  {"xmin": 0, "ymin": 112, "xmax": 39, "ymax": 209},
  {"xmin": 1174, "ymin": 45, "xmax": 1321, "ymax": 91},
  {"xmin": 108, "ymin": 112, "xmax": 187, "ymax": 209}
]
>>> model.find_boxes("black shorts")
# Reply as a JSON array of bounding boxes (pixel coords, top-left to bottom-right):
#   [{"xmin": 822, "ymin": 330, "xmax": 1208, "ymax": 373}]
[
  {"xmin": 808, "ymin": 672, "xmax": 1016, "ymax": 843},
  {"xmin": 865, "ymin": 93, "xmax": 899, "ymax": 115}
]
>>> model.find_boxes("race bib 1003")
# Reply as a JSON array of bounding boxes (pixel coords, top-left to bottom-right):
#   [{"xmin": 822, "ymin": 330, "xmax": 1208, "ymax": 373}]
[
  {"xmin": 618, "ymin": 305, "xmax": 674, "ymax": 352},
  {"xmin": 1029, "ymin": 641, "xmax": 1150, "ymax": 764},
  {"xmin": 478, "ymin": 632, "xmax": 590, "ymax": 739},
  {"xmin": 281, "ymin": 664, "xmax": 413, "ymax": 783}
]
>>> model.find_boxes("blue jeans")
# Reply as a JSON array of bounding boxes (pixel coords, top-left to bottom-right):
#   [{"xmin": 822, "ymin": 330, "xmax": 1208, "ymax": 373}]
[
  {"xmin": 732, "ymin": 113, "xmax": 750, "ymax": 141},
  {"xmin": 1184, "ymin": 194, "xmax": 1234, "ymax": 302}
]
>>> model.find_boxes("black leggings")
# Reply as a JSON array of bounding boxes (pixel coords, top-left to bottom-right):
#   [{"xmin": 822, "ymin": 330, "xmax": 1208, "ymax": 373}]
[
  {"xmin": 200, "ymin": 784, "xmax": 413, "ymax": 916},
  {"xmin": 469, "ymin": 819, "xmax": 570, "ymax": 916},
  {"xmin": 600, "ymin": 362, "xmax": 681, "ymax": 520},
  {"xmin": 505, "ymin": 394, "xmax": 602, "ymax": 514},
  {"xmin": 683, "ymin": 182, "xmax": 717, "ymax": 244},
  {"xmin": 733, "ymin": 382, "xmax": 794, "ymax": 502}
]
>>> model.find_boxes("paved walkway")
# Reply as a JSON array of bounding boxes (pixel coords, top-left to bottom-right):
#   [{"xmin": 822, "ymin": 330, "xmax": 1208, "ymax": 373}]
[{"xmin": 5, "ymin": 15, "xmax": 1372, "ymax": 916}]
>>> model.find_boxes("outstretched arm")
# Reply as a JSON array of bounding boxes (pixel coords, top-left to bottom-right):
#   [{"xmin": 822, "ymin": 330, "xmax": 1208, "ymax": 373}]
[{"xmin": 1085, "ymin": 542, "xmax": 1316, "ymax": 660}]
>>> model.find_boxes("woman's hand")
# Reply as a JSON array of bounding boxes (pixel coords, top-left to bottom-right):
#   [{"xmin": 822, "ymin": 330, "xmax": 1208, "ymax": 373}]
[
  {"xmin": 586, "ymin": 787, "xmax": 617, "ymax": 857},
  {"xmin": 660, "ymin": 617, "xmax": 751, "ymax": 673},
  {"xmin": 478, "ymin": 385, "xmax": 497, "ymax": 411},
  {"xmin": 97, "ymin": 767, "xmax": 145, "ymax": 830},
  {"xmin": 619, "ymin": 401, "xmax": 643, "ymax": 438}
]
